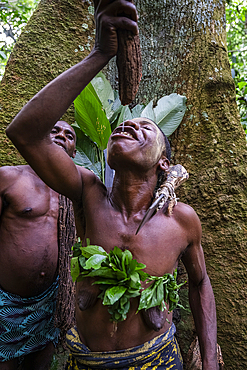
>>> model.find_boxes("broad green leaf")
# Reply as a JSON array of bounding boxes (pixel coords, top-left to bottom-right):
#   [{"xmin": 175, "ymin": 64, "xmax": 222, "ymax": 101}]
[
  {"xmin": 74, "ymin": 85, "xmax": 111, "ymax": 150},
  {"xmin": 78, "ymin": 255, "xmax": 86, "ymax": 269},
  {"xmin": 73, "ymin": 149, "xmax": 101, "ymax": 179},
  {"xmin": 140, "ymin": 100, "xmax": 156, "ymax": 122},
  {"xmin": 116, "ymin": 105, "xmax": 133, "ymax": 126},
  {"xmin": 81, "ymin": 245, "xmax": 108, "ymax": 258},
  {"xmin": 131, "ymin": 104, "xmax": 145, "ymax": 118},
  {"xmin": 88, "ymin": 267, "xmax": 116, "ymax": 279},
  {"xmin": 154, "ymin": 93, "xmax": 187, "ymax": 137},
  {"xmin": 70, "ymin": 257, "xmax": 80, "ymax": 282},
  {"xmin": 93, "ymin": 278, "xmax": 119, "ymax": 285},
  {"xmin": 85, "ymin": 254, "xmax": 107, "ymax": 269},
  {"xmin": 103, "ymin": 285, "xmax": 127, "ymax": 305},
  {"xmin": 91, "ymin": 72, "xmax": 114, "ymax": 119},
  {"xmin": 129, "ymin": 272, "xmax": 141, "ymax": 289}
]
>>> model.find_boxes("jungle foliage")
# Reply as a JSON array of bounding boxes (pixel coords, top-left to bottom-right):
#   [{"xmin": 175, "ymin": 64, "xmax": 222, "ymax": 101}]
[
  {"xmin": 0, "ymin": 0, "xmax": 39, "ymax": 78},
  {"xmin": 226, "ymin": 0, "xmax": 247, "ymax": 130},
  {"xmin": 0, "ymin": 0, "xmax": 246, "ymax": 130}
]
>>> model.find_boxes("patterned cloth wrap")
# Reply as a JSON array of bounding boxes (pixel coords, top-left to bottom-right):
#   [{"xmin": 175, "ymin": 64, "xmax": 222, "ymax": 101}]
[
  {"xmin": 0, "ymin": 277, "xmax": 60, "ymax": 362},
  {"xmin": 65, "ymin": 323, "xmax": 183, "ymax": 370}
]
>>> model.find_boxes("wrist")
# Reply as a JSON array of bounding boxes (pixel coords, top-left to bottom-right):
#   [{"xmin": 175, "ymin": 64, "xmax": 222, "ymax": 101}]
[{"xmin": 90, "ymin": 47, "xmax": 113, "ymax": 67}]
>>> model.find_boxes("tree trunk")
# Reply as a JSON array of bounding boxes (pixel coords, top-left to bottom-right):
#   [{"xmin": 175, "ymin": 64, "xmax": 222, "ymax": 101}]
[
  {"xmin": 0, "ymin": 0, "xmax": 95, "ymax": 166},
  {"xmin": 105, "ymin": 1, "xmax": 247, "ymax": 368},
  {"xmin": 1, "ymin": 0, "xmax": 246, "ymax": 368}
]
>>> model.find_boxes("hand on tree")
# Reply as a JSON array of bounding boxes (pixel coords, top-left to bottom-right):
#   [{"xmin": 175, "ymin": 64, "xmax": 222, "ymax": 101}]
[{"xmin": 93, "ymin": 0, "xmax": 138, "ymax": 59}]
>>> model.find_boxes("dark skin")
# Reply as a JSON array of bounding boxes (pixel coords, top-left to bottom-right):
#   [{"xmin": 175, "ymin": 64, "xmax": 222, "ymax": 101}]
[
  {"xmin": 0, "ymin": 121, "xmax": 76, "ymax": 370},
  {"xmin": 6, "ymin": 0, "xmax": 218, "ymax": 368}
]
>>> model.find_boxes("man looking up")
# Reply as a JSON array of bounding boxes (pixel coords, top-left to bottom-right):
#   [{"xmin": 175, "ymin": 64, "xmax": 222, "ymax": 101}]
[
  {"xmin": 6, "ymin": 0, "xmax": 218, "ymax": 368},
  {"xmin": 0, "ymin": 121, "xmax": 76, "ymax": 370}
]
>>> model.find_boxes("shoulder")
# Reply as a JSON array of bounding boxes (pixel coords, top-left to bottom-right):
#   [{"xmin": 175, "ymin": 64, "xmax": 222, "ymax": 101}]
[
  {"xmin": 173, "ymin": 201, "xmax": 200, "ymax": 223},
  {"xmin": 172, "ymin": 201, "xmax": 202, "ymax": 243},
  {"xmin": 75, "ymin": 165, "xmax": 107, "ymax": 198},
  {"xmin": 0, "ymin": 165, "xmax": 37, "ymax": 193},
  {"xmin": 0, "ymin": 165, "xmax": 25, "ymax": 183}
]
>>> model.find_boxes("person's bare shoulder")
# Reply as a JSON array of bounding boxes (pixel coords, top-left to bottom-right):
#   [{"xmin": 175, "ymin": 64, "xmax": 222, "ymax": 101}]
[
  {"xmin": 75, "ymin": 164, "xmax": 107, "ymax": 200},
  {"xmin": 172, "ymin": 201, "xmax": 202, "ymax": 244},
  {"xmin": 0, "ymin": 165, "xmax": 29, "ymax": 191}
]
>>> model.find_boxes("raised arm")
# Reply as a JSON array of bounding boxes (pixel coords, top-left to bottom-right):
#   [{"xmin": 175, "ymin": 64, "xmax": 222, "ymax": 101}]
[
  {"xmin": 181, "ymin": 205, "xmax": 218, "ymax": 370},
  {"xmin": 6, "ymin": 0, "xmax": 138, "ymax": 200}
]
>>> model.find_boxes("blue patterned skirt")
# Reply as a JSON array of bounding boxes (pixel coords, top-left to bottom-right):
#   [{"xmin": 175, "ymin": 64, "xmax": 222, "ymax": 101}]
[
  {"xmin": 65, "ymin": 323, "xmax": 183, "ymax": 369},
  {"xmin": 0, "ymin": 277, "xmax": 60, "ymax": 362}
]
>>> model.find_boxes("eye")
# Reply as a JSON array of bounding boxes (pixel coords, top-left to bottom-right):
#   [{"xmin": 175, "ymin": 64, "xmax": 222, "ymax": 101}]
[
  {"xmin": 143, "ymin": 126, "xmax": 152, "ymax": 130},
  {"xmin": 67, "ymin": 134, "xmax": 74, "ymax": 140}
]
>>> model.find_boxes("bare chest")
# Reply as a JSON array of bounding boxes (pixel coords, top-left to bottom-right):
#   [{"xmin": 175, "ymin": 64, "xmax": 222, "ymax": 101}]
[
  {"xmin": 3, "ymin": 175, "xmax": 59, "ymax": 219},
  {"xmin": 80, "ymin": 204, "xmax": 187, "ymax": 277}
]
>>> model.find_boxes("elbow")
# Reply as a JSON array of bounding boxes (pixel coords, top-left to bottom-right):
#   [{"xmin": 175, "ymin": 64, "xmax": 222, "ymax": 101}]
[
  {"xmin": 6, "ymin": 120, "xmax": 26, "ymax": 150},
  {"xmin": 6, "ymin": 121, "xmax": 17, "ymax": 143}
]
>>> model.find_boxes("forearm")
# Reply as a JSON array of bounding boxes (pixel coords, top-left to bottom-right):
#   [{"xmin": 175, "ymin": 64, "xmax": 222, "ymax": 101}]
[
  {"xmin": 189, "ymin": 275, "xmax": 218, "ymax": 370},
  {"xmin": 6, "ymin": 49, "xmax": 110, "ymax": 146}
]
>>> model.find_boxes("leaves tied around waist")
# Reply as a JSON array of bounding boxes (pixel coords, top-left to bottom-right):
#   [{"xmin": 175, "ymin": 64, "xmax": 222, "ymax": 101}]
[{"xmin": 71, "ymin": 239, "xmax": 185, "ymax": 322}]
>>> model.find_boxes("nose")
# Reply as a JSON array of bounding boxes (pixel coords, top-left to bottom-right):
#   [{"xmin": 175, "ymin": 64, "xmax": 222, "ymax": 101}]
[
  {"xmin": 122, "ymin": 120, "xmax": 140, "ymax": 130},
  {"xmin": 54, "ymin": 130, "xmax": 66, "ymax": 141}
]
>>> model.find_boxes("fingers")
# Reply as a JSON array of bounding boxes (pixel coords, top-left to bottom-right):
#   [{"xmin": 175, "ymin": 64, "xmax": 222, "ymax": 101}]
[
  {"xmin": 96, "ymin": 0, "xmax": 138, "ymax": 23},
  {"xmin": 110, "ymin": 16, "xmax": 138, "ymax": 35}
]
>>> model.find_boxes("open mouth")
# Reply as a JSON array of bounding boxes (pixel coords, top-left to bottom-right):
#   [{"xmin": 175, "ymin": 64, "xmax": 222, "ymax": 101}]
[
  {"xmin": 54, "ymin": 141, "xmax": 66, "ymax": 151},
  {"xmin": 112, "ymin": 127, "xmax": 138, "ymax": 140}
]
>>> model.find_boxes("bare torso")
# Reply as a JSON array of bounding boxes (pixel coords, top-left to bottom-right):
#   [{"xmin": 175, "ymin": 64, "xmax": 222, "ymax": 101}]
[
  {"xmin": 0, "ymin": 165, "xmax": 59, "ymax": 297},
  {"xmin": 73, "ymin": 178, "xmax": 191, "ymax": 352}
]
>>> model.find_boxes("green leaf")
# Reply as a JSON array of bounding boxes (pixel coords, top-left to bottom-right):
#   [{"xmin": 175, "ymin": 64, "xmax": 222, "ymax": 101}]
[
  {"xmin": 91, "ymin": 72, "xmax": 115, "ymax": 119},
  {"xmin": 103, "ymin": 285, "xmax": 127, "ymax": 305},
  {"xmin": 140, "ymin": 100, "xmax": 156, "ymax": 122},
  {"xmin": 70, "ymin": 257, "xmax": 80, "ymax": 282},
  {"xmin": 93, "ymin": 278, "xmax": 119, "ymax": 285},
  {"xmin": 85, "ymin": 254, "xmax": 107, "ymax": 269},
  {"xmin": 74, "ymin": 85, "xmax": 111, "ymax": 150},
  {"xmin": 80, "ymin": 245, "xmax": 108, "ymax": 258},
  {"xmin": 87, "ymin": 267, "xmax": 116, "ymax": 279},
  {"xmin": 131, "ymin": 104, "xmax": 145, "ymax": 118},
  {"xmin": 116, "ymin": 105, "xmax": 133, "ymax": 126},
  {"xmin": 154, "ymin": 94, "xmax": 187, "ymax": 137},
  {"xmin": 72, "ymin": 124, "xmax": 102, "ymax": 178}
]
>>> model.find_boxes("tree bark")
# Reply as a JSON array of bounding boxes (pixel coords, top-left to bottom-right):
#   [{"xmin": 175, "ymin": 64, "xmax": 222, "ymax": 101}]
[
  {"xmin": 1, "ymin": 0, "xmax": 247, "ymax": 368},
  {"xmin": 105, "ymin": 1, "xmax": 247, "ymax": 368},
  {"xmin": 0, "ymin": 0, "xmax": 95, "ymax": 166}
]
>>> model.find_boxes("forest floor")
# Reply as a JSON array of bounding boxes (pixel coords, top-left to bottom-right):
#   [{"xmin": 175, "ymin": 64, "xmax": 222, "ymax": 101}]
[{"xmin": 50, "ymin": 351, "xmax": 69, "ymax": 370}]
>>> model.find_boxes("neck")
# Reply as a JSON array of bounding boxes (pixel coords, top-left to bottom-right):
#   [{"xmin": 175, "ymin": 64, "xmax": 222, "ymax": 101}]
[{"xmin": 109, "ymin": 169, "xmax": 158, "ymax": 219}]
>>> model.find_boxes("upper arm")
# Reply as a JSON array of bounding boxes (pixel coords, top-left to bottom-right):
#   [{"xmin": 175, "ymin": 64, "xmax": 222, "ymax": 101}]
[
  {"xmin": 7, "ymin": 135, "xmax": 96, "ymax": 202},
  {"xmin": 179, "ymin": 204, "xmax": 207, "ymax": 286}
]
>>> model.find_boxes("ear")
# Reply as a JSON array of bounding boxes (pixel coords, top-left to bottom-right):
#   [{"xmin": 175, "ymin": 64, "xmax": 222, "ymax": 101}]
[
  {"xmin": 158, "ymin": 154, "xmax": 170, "ymax": 172},
  {"xmin": 72, "ymin": 148, "xmax": 77, "ymax": 159}
]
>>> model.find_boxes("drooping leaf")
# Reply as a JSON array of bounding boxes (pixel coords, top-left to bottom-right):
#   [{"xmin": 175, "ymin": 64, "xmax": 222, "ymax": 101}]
[
  {"xmin": 74, "ymin": 85, "xmax": 111, "ymax": 150},
  {"xmin": 140, "ymin": 93, "xmax": 186, "ymax": 137},
  {"xmin": 140, "ymin": 100, "xmax": 156, "ymax": 122},
  {"xmin": 85, "ymin": 254, "xmax": 107, "ymax": 269},
  {"xmin": 116, "ymin": 105, "xmax": 132, "ymax": 126},
  {"xmin": 81, "ymin": 245, "xmax": 108, "ymax": 258},
  {"xmin": 70, "ymin": 257, "xmax": 80, "ymax": 282},
  {"xmin": 103, "ymin": 285, "xmax": 127, "ymax": 305},
  {"xmin": 154, "ymin": 93, "xmax": 187, "ymax": 137},
  {"xmin": 91, "ymin": 72, "xmax": 115, "ymax": 119}
]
